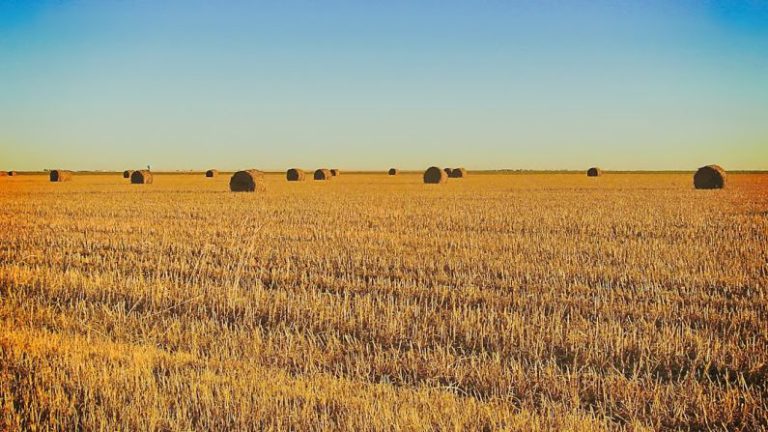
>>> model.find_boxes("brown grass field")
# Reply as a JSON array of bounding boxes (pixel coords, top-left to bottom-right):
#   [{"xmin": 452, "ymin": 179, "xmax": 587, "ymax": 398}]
[{"xmin": 0, "ymin": 172, "xmax": 766, "ymax": 431}]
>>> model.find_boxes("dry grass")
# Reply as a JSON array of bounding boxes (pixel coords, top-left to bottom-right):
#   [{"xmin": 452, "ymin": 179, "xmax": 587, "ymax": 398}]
[{"xmin": 0, "ymin": 172, "xmax": 766, "ymax": 431}]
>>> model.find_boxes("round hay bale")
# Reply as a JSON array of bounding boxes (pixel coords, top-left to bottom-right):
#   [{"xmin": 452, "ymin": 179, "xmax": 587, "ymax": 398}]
[
  {"xmin": 314, "ymin": 169, "xmax": 332, "ymax": 180},
  {"xmin": 443, "ymin": 168, "xmax": 452, "ymax": 175},
  {"xmin": 286, "ymin": 168, "xmax": 306, "ymax": 181},
  {"xmin": 130, "ymin": 170, "xmax": 153, "ymax": 184},
  {"xmin": 587, "ymin": 167, "xmax": 602, "ymax": 177},
  {"xmin": 449, "ymin": 167, "xmax": 467, "ymax": 178},
  {"xmin": 388, "ymin": 168, "xmax": 399, "ymax": 176},
  {"xmin": 230, "ymin": 169, "xmax": 264, "ymax": 192},
  {"xmin": 330, "ymin": 169, "xmax": 340, "ymax": 177},
  {"xmin": 123, "ymin": 170, "xmax": 133, "ymax": 179},
  {"xmin": 50, "ymin": 170, "xmax": 73, "ymax": 182},
  {"xmin": 205, "ymin": 169, "xmax": 218, "ymax": 178},
  {"xmin": 7, "ymin": 171, "xmax": 17, "ymax": 177},
  {"xmin": 424, "ymin": 166, "xmax": 447, "ymax": 184},
  {"xmin": 694, "ymin": 165, "xmax": 726, "ymax": 189}
]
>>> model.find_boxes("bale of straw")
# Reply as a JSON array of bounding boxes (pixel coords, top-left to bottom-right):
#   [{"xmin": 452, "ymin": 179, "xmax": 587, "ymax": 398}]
[
  {"xmin": 449, "ymin": 167, "xmax": 467, "ymax": 178},
  {"xmin": 330, "ymin": 169, "xmax": 340, "ymax": 177},
  {"xmin": 286, "ymin": 168, "xmax": 306, "ymax": 181},
  {"xmin": 388, "ymin": 168, "xmax": 399, "ymax": 176},
  {"xmin": 443, "ymin": 168, "xmax": 452, "ymax": 175},
  {"xmin": 314, "ymin": 169, "xmax": 332, "ymax": 180},
  {"xmin": 230, "ymin": 169, "xmax": 264, "ymax": 192},
  {"xmin": 424, "ymin": 166, "xmax": 447, "ymax": 184},
  {"xmin": 587, "ymin": 167, "xmax": 602, "ymax": 177},
  {"xmin": 50, "ymin": 170, "xmax": 73, "ymax": 182},
  {"xmin": 123, "ymin": 170, "xmax": 133, "ymax": 179},
  {"xmin": 7, "ymin": 171, "xmax": 17, "ymax": 177},
  {"xmin": 205, "ymin": 169, "xmax": 218, "ymax": 178},
  {"xmin": 694, "ymin": 165, "xmax": 726, "ymax": 189},
  {"xmin": 130, "ymin": 170, "xmax": 153, "ymax": 184}
]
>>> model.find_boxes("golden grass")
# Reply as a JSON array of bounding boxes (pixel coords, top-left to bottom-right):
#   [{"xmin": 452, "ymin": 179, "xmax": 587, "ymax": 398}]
[{"xmin": 1, "ymin": 172, "xmax": 766, "ymax": 431}]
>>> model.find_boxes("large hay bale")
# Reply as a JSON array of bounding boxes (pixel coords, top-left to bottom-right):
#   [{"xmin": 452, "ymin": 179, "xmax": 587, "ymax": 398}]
[
  {"xmin": 449, "ymin": 167, "xmax": 467, "ymax": 178},
  {"xmin": 587, "ymin": 167, "xmax": 602, "ymax": 177},
  {"xmin": 123, "ymin": 170, "xmax": 133, "ymax": 179},
  {"xmin": 424, "ymin": 166, "xmax": 447, "ymax": 184},
  {"xmin": 50, "ymin": 170, "xmax": 73, "ymax": 182},
  {"xmin": 7, "ymin": 171, "xmax": 17, "ymax": 176},
  {"xmin": 443, "ymin": 167, "xmax": 452, "ymax": 175},
  {"xmin": 388, "ymin": 168, "xmax": 399, "ymax": 176},
  {"xmin": 130, "ymin": 170, "xmax": 153, "ymax": 184},
  {"xmin": 694, "ymin": 165, "xmax": 726, "ymax": 189},
  {"xmin": 314, "ymin": 169, "xmax": 332, "ymax": 180},
  {"xmin": 286, "ymin": 168, "xmax": 306, "ymax": 181},
  {"xmin": 330, "ymin": 169, "xmax": 340, "ymax": 177},
  {"xmin": 230, "ymin": 169, "xmax": 264, "ymax": 192},
  {"xmin": 205, "ymin": 169, "xmax": 218, "ymax": 178}
]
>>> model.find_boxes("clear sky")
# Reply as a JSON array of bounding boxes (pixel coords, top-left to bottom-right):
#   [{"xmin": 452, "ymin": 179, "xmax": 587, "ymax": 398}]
[{"xmin": 1, "ymin": 0, "xmax": 766, "ymax": 171}]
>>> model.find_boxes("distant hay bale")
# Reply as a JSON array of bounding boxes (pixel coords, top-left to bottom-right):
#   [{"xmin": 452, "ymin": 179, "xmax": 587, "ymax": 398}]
[
  {"xmin": 49, "ymin": 170, "xmax": 73, "ymax": 182},
  {"xmin": 424, "ymin": 166, "xmax": 447, "ymax": 184},
  {"xmin": 129, "ymin": 170, "xmax": 151, "ymax": 184},
  {"xmin": 330, "ymin": 169, "xmax": 340, "ymax": 177},
  {"xmin": 449, "ymin": 167, "xmax": 467, "ymax": 178},
  {"xmin": 7, "ymin": 171, "xmax": 17, "ymax": 177},
  {"xmin": 388, "ymin": 168, "xmax": 399, "ymax": 176},
  {"xmin": 123, "ymin": 170, "xmax": 133, "ymax": 179},
  {"xmin": 205, "ymin": 169, "xmax": 218, "ymax": 178},
  {"xmin": 286, "ymin": 168, "xmax": 306, "ymax": 181},
  {"xmin": 587, "ymin": 167, "xmax": 602, "ymax": 177},
  {"xmin": 314, "ymin": 168, "xmax": 332, "ymax": 180},
  {"xmin": 694, "ymin": 165, "xmax": 726, "ymax": 189},
  {"xmin": 229, "ymin": 169, "xmax": 264, "ymax": 192},
  {"xmin": 443, "ymin": 168, "xmax": 452, "ymax": 175},
  {"xmin": 130, "ymin": 170, "xmax": 153, "ymax": 184}
]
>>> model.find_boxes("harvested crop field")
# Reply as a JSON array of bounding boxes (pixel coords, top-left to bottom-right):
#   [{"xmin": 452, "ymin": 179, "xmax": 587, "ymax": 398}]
[{"xmin": 1, "ymin": 172, "xmax": 767, "ymax": 431}]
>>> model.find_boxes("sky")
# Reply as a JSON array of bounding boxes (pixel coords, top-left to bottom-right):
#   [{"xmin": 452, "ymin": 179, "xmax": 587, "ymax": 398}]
[{"xmin": 0, "ymin": 0, "xmax": 767, "ymax": 171}]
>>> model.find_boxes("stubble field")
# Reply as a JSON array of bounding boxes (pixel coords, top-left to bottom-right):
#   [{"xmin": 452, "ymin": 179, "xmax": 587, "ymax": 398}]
[{"xmin": 1, "ymin": 172, "xmax": 766, "ymax": 431}]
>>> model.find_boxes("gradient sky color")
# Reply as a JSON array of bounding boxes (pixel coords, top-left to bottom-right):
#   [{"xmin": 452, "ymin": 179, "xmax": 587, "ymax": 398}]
[{"xmin": 1, "ymin": 1, "xmax": 767, "ymax": 171}]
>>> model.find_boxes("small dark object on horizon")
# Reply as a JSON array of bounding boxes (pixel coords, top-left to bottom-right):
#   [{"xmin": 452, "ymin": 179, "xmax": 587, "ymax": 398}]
[{"xmin": 587, "ymin": 167, "xmax": 602, "ymax": 177}]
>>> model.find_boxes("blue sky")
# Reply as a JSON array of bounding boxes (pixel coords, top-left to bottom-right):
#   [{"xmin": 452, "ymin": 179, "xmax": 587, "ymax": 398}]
[{"xmin": 1, "ymin": 1, "xmax": 766, "ymax": 171}]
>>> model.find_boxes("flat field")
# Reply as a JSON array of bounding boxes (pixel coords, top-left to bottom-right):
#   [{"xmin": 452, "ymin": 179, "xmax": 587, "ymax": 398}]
[{"xmin": 1, "ymin": 172, "xmax": 766, "ymax": 431}]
